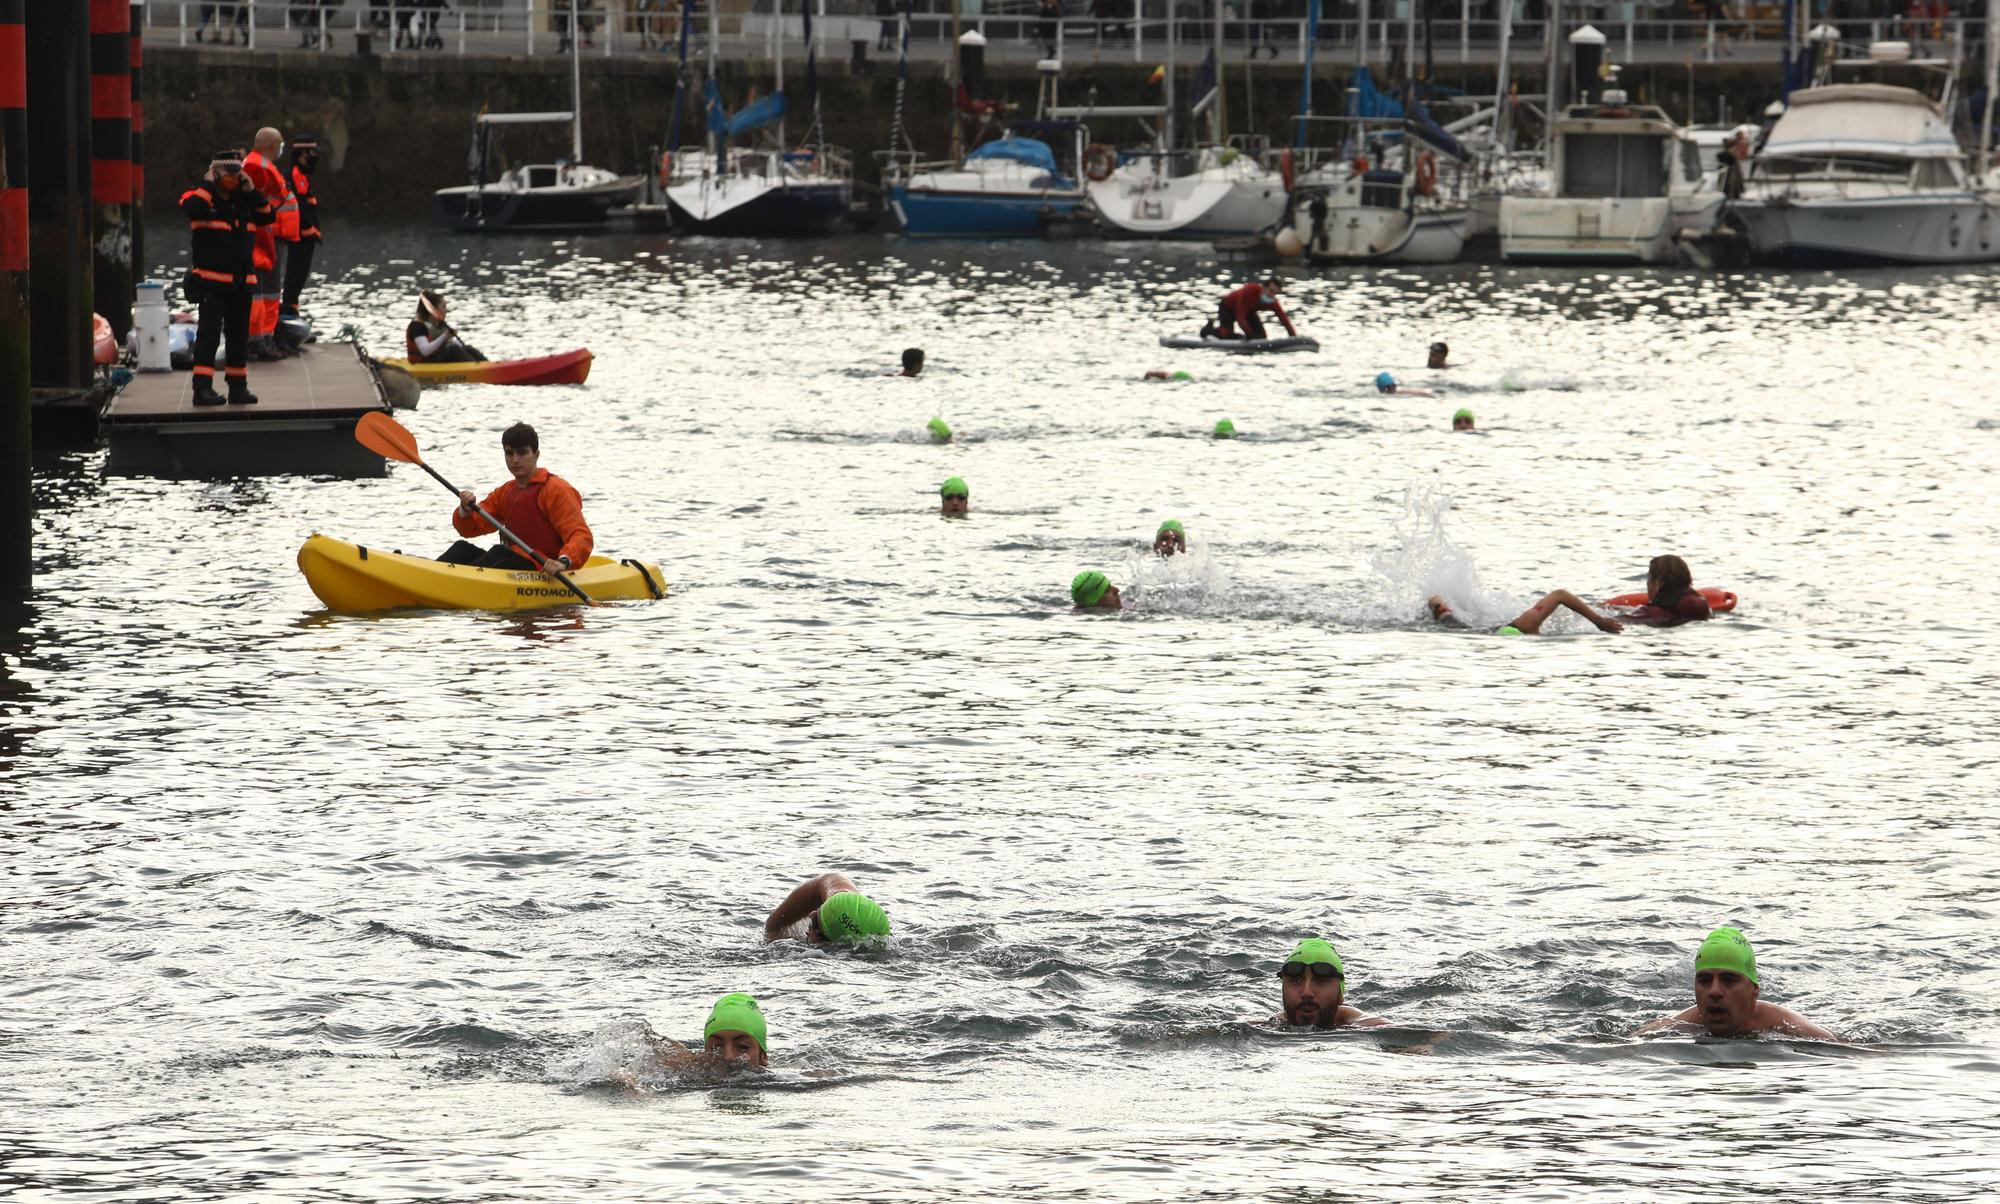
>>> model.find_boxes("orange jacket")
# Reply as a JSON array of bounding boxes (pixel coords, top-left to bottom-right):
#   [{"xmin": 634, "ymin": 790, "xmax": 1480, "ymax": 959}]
[
  {"xmin": 242, "ymin": 150, "xmax": 297, "ymax": 259},
  {"xmin": 451, "ymin": 468, "xmax": 594, "ymax": 566}
]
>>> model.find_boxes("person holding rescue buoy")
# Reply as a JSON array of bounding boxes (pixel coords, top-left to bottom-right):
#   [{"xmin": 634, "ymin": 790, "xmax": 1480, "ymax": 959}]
[
  {"xmin": 1613, "ymin": 555, "xmax": 1713, "ymax": 627},
  {"xmin": 1202, "ymin": 277, "xmax": 1298, "ymax": 342},
  {"xmin": 437, "ymin": 422, "xmax": 593, "ymax": 573}
]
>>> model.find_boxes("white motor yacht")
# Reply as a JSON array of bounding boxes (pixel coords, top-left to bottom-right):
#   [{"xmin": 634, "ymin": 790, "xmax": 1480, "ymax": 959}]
[
  {"xmin": 1731, "ymin": 40, "xmax": 2000, "ymax": 266},
  {"xmin": 1499, "ymin": 93, "xmax": 1723, "ymax": 263},
  {"xmin": 1288, "ymin": 120, "xmax": 1470, "ymax": 264}
]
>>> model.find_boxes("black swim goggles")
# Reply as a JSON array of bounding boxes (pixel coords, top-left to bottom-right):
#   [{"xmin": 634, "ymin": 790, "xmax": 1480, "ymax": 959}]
[{"xmin": 1278, "ymin": 961, "xmax": 1342, "ymax": 983}]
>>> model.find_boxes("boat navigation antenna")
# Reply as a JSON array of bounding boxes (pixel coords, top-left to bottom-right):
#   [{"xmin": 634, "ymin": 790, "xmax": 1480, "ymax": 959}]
[{"xmin": 1294, "ymin": 0, "xmax": 1320, "ymax": 150}]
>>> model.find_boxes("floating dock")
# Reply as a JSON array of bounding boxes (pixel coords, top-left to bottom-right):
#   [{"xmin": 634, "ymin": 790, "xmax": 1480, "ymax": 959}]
[{"xmin": 102, "ymin": 343, "xmax": 390, "ymax": 478}]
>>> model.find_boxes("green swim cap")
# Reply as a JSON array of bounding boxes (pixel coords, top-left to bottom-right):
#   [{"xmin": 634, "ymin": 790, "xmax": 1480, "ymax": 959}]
[
  {"xmin": 1071, "ymin": 570, "xmax": 1111, "ymax": 607},
  {"xmin": 1497, "ymin": 625, "xmax": 1523, "ymax": 636},
  {"xmin": 1695, "ymin": 926, "xmax": 1759, "ymax": 985},
  {"xmin": 927, "ymin": 417, "xmax": 952, "ymax": 443},
  {"xmin": 1285, "ymin": 938, "xmax": 1345, "ymax": 977},
  {"xmin": 1156, "ymin": 519, "xmax": 1184, "ymax": 538},
  {"xmin": 1213, "ymin": 418, "xmax": 1236, "ymax": 438},
  {"xmin": 1171, "ymin": 370, "xmax": 1193, "ymax": 382},
  {"xmin": 816, "ymin": 892, "xmax": 891, "ymax": 943},
  {"xmin": 703, "ymin": 992, "xmax": 768, "ymax": 1051},
  {"xmin": 940, "ymin": 476, "xmax": 968, "ymax": 498},
  {"xmin": 1453, "ymin": 407, "xmax": 1474, "ymax": 421}
]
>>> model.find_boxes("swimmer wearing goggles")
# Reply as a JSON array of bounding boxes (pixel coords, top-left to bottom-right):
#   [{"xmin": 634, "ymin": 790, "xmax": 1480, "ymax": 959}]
[{"xmin": 1273, "ymin": 938, "xmax": 1386, "ymax": 1030}]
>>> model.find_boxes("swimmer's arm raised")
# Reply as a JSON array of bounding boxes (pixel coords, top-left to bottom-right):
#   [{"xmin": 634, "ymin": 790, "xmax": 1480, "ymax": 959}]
[
  {"xmin": 764, "ymin": 872, "xmax": 858, "ymax": 941},
  {"xmin": 645, "ymin": 1033, "xmax": 702, "ymax": 1071}
]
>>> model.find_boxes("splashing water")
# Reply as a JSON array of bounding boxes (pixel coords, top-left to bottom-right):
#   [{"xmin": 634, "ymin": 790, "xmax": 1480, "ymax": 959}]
[{"xmin": 1369, "ymin": 484, "xmax": 1519, "ymax": 628}]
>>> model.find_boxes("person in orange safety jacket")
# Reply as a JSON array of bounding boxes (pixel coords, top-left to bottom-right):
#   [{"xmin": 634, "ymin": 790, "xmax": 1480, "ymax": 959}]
[
  {"xmin": 280, "ymin": 133, "xmax": 322, "ymax": 321},
  {"xmin": 180, "ymin": 150, "xmax": 276, "ymax": 407},
  {"xmin": 241, "ymin": 126, "xmax": 300, "ymax": 358},
  {"xmin": 437, "ymin": 422, "xmax": 595, "ymax": 572}
]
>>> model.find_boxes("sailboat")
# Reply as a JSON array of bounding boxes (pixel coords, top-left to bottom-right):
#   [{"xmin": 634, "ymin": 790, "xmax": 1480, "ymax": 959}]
[
  {"xmin": 1055, "ymin": 0, "xmax": 1287, "ymax": 239},
  {"xmin": 430, "ymin": 16, "xmax": 639, "ymax": 231},
  {"xmin": 664, "ymin": 0, "xmax": 852, "ymax": 237}
]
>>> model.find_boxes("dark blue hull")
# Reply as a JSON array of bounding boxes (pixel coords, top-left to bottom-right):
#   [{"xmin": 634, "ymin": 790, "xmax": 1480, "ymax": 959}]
[{"xmin": 668, "ymin": 184, "xmax": 849, "ymax": 237}]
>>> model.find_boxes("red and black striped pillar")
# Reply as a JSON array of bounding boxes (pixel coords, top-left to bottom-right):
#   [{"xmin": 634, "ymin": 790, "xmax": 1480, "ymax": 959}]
[
  {"xmin": 129, "ymin": 0, "xmax": 144, "ymax": 280},
  {"xmin": 26, "ymin": 0, "xmax": 92, "ymax": 391},
  {"xmin": 90, "ymin": 0, "xmax": 132, "ymax": 340},
  {"xmin": 2, "ymin": 0, "xmax": 32, "ymax": 590}
]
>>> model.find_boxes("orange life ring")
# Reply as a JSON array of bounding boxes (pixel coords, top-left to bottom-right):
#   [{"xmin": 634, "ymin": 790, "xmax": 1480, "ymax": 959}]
[
  {"xmin": 1414, "ymin": 151, "xmax": 1438, "ymax": 197},
  {"xmin": 92, "ymin": 313, "xmax": 117, "ymax": 366},
  {"xmin": 1279, "ymin": 147, "xmax": 1294, "ymax": 192},
  {"xmin": 1349, "ymin": 154, "xmax": 1370, "ymax": 177},
  {"xmin": 658, "ymin": 149, "xmax": 672, "ymax": 187},
  {"xmin": 1603, "ymin": 586, "xmax": 1737, "ymax": 614},
  {"xmin": 1084, "ymin": 143, "xmax": 1116, "ymax": 183}
]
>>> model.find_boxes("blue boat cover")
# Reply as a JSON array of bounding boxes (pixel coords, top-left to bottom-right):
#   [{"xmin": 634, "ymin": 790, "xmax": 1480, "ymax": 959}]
[
  {"xmin": 726, "ymin": 91, "xmax": 789, "ymax": 137},
  {"xmin": 1348, "ymin": 67, "xmax": 1466, "ymax": 162},
  {"xmin": 967, "ymin": 138, "xmax": 1059, "ymax": 173}
]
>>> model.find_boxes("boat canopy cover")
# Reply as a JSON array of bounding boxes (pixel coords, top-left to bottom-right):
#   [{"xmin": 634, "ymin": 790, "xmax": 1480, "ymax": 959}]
[
  {"xmin": 1348, "ymin": 68, "xmax": 1466, "ymax": 161},
  {"xmin": 727, "ymin": 91, "xmax": 790, "ymax": 137},
  {"xmin": 968, "ymin": 137, "xmax": 1061, "ymax": 173},
  {"xmin": 1765, "ymin": 85, "xmax": 1959, "ymax": 159}
]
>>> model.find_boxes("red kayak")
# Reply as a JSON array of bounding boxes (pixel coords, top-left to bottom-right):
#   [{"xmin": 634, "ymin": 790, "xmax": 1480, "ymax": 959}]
[{"xmin": 379, "ymin": 347, "xmax": 592, "ymax": 386}]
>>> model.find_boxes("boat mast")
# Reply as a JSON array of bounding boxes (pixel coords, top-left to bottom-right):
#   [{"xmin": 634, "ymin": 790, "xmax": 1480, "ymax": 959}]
[
  {"xmin": 1545, "ymin": 0, "xmax": 1561, "ymax": 116},
  {"xmin": 1985, "ymin": 0, "xmax": 1998, "ymax": 175},
  {"xmin": 1295, "ymin": 0, "xmax": 1320, "ymax": 149},
  {"xmin": 569, "ymin": 3, "xmax": 583, "ymax": 161},
  {"xmin": 707, "ymin": 0, "xmax": 720, "ymax": 158},
  {"xmin": 1212, "ymin": 0, "xmax": 1226, "ymax": 144},
  {"xmin": 776, "ymin": 0, "xmax": 787, "ymax": 150},
  {"xmin": 1493, "ymin": 0, "xmax": 1514, "ymax": 148},
  {"xmin": 1164, "ymin": 0, "xmax": 1176, "ymax": 151}
]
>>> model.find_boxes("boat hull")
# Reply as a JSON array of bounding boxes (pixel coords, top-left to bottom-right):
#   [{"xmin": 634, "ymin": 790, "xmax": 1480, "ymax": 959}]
[
  {"xmin": 376, "ymin": 349, "xmax": 593, "ymax": 387},
  {"xmin": 1088, "ymin": 173, "xmax": 1288, "ymax": 238},
  {"xmin": 297, "ymin": 534, "xmax": 666, "ymax": 613},
  {"xmin": 431, "ymin": 179, "xmax": 641, "ymax": 232},
  {"xmin": 1296, "ymin": 201, "xmax": 1470, "ymax": 264},
  {"xmin": 888, "ymin": 186, "xmax": 1086, "ymax": 237},
  {"xmin": 1499, "ymin": 195, "xmax": 1722, "ymax": 263},
  {"xmin": 1731, "ymin": 195, "xmax": 2000, "ymax": 266},
  {"xmin": 666, "ymin": 178, "xmax": 850, "ymax": 237}
]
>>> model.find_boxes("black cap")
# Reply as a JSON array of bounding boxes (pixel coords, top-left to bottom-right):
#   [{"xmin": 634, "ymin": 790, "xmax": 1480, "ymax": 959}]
[
  {"xmin": 292, "ymin": 134, "xmax": 320, "ymax": 148},
  {"xmin": 212, "ymin": 149, "xmax": 242, "ymax": 162}
]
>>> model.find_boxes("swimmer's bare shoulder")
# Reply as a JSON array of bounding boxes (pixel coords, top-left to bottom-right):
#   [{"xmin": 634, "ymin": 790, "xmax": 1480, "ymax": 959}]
[
  {"xmin": 1640, "ymin": 1004, "xmax": 1835, "ymax": 1040},
  {"xmin": 1267, "ymin": 1006, "xmax": 1390, "ymax": 1029}
]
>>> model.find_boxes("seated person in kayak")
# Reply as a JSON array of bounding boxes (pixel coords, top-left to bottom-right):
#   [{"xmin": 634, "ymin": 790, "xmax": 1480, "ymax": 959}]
[
  {"xmin": 438, "ymin": 422, "xmax": 593, "ymax": 572},
  {"xmin": 405, "ymin": 289, "xmax": 486, "ymax": 364},
  {"xmin": 1202, "ymin": 277, "xmax": 1298, "ymax": 342},
  {"xmin": 1427, "ymin": 589, "xmax": 1623, "ymax": 635},
  {"xmin": 1617, "ymin": 555, "xmax": 1713, "ymax": 627}
]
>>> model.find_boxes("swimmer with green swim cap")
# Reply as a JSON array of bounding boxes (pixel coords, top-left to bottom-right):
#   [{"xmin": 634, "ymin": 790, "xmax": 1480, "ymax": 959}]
[
  {"xmin": 630, "ymin": 992, "xmax": 772, "ymax": 1080},
  {"xmin": 1153, "ymin": 519, "xmax": 1186, "ymax": 557},
  {"xmin": 1070, "ymin": 570, "xmax": 1123, "ymax": 611},
  {"xmin": 940, "ymin": 476, "xmax": 969, "ymax": 517},
  {"xmin": 1213, "ymin": 418, "xmax": 1237, "ymax": 439},
  {"xmin": 1452, "ymin": 407, "xmax": 1475, "ymax": 432},
  {"xmin": 927, "ymin": 416, "xmax": 952, "ymax": 443},
  {"xmin": 1271, "ymin": 938, "xmax": 1387, "ymax": 1030},
  {"xmin": 1638, "ymin": 926, "xmax": 1836, "ymax": 1040},
  {"xmin": 765, "ymin": 872, "xmax": 893, "ymax": 947}
]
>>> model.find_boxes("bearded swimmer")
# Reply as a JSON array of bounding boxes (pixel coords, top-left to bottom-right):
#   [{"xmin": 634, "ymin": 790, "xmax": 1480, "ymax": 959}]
[
  {"xmin": 1153, "ymin": 520, "xmax": 1186, "ymax": 557},
  {"xmin": 1272, "ymin": 939, "xmax": 1387, "ymax": 1029},
  {"xmin": 1638, "ymin": 927, "xmax": 1836, "ymax": 1040},
  {"xmin": 765, "ymin": 872, "xmax": 893, "ymax": 946}
]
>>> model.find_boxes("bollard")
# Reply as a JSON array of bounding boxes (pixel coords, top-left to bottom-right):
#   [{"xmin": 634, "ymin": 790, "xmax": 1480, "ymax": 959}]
[
  {"xmin": 26, "ymin": 0, "xmax": 92, "ymax": 391},
  {"xmin": 1, "ymin": 0, "xmax": 28, "ymax": 590},
  {"xmin": 90, "ymin": 0, "xmax": 133, "ymax": 342}
]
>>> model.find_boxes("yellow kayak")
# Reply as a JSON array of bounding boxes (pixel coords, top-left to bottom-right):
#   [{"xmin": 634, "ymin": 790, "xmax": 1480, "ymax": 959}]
[{"xmin": 297, "ymin": 533, "xmax": 666, "ymax": 613}]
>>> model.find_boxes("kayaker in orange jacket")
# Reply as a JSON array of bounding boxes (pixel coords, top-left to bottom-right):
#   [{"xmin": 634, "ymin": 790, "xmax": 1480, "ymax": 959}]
[{"xmin": 437, "ymin": 423, "xmax": 593, "ymax": 572}]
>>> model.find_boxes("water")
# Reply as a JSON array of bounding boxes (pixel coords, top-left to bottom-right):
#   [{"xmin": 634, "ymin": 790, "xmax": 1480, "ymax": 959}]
[{"xmin": 7, "ymin": 227, "xmax": 2000, "ymax": 1201}]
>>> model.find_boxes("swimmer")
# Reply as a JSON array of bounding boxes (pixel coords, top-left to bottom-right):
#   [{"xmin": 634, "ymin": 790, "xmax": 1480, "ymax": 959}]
[
  {"xmin": 927, "ymin": 416, "xmax": 952, "ymax": 444},
  {"xmin": 764, "ymin": 872, "xmax": 893, "ymax": 945},
  {"xmin": 1271, "ymin": 939, "xmax": 1387, "ymax": 1030},
  {"xmin": 1638, "ymin": 927, "xmax": 1836, "ymax": 1040},
  {"xmin": 898, "ymin": 348, "xmax": 925, "ymax": 377},
  {"xmin": 631, "ymin": 992, "xmax": 772, "ymax": 1079},
  {"xmin": 1452, "ymin": 407, "xmax": 1475, "ymax": 432},
  {"xmin": 1428, "ymin": 341, "xmax": 1451, "ymax": 369},
  {"xmin": 1376, "ymin": 371, "xmax": 1435, "ymax": 398},
  {"xmin": 1213, "ymin": 418, "xmax": 1237, "ymax": 439},
  {"xmin": 1144, "ymin": 369, "xmax": 1194, "ymax": 382},
  {"xmin": 1153, "ymin": 519, "xmax": 1186, "ymax": 557},
  {"xmin": 1427, "ymin": 590, "xmax": 1623, "ymax": 635},
  {"xmin": 939, "ymin": 476, "xmax": 969, "ymax": 516},
  {"xmin": 1616, "ymin": 554, "xmax": 1712, "ymax": 627},
  {"xmin": 1070, "ymin": 570, "xmax": 1123, "ymax": 611}
]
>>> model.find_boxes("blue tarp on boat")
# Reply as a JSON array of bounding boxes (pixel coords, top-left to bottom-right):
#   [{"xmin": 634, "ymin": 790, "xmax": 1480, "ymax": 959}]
[
  {"xmin": 968, "ymin": 137, "xmax": 1061, "ymax": 175},
  {"xmin": 726, "ymin": 91, "xmax": 789, "ymax": 137},
  {"xmin": 1348, "ymin": 67, "xmax": 1467, "ymax": 161}
]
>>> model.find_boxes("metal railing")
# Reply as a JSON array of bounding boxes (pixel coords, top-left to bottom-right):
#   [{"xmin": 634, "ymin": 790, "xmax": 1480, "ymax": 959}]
[{"xmin": 139, "ymin": 2, "xmax": 1991, "ymax": 69}]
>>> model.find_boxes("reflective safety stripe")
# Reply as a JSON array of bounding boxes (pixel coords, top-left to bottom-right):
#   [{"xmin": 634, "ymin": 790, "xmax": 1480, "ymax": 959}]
[
  {"xmin": 188, "ymin": 219, "xmax": 233, "ymax": 230},
  {"xmin": 179, "ymin": 187, "xmax": 215, "ymax": 204},
  {"xmin": 224, "ymin": 366, "xmax": 248, "ymax": 377},
  {"xmin": 191, "ymin": 267, "xmax": 256, "ymax": 284},
  {"xmin": 192, "ymin": 364, "xmax": 215, "ymax": 377}
]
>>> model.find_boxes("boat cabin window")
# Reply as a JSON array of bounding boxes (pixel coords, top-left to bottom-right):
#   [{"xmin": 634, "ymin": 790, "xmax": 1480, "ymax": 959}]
[
  {"xmin": 1912, "ymin": 158, "xmax": 1962, "ymax": 189},
  {"xmin": 1680, "ymin": 141, "xmax": 1704, "ymax": 183},
  {"xmin": 1561, "ymin": 133, "xmax": 1668, "ymax": 198},
  {"xmin": 527, "ymin": 165, "xmax": 558, "ymax": 189},
  {"xmin": 1361, "ymin": 169, "xmax": 1404, "ymax": 209}
]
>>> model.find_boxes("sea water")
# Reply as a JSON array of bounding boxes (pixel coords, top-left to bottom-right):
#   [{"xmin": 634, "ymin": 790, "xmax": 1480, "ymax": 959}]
[{"xmin": 5, "ymin": 227, "xmax": 1999, "ymax": 1201}]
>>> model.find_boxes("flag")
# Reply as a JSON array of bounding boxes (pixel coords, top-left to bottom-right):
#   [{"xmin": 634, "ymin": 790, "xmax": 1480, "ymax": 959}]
[{"xmin": 1148, "ymin": 64, "xmax": 1166, "ymax": 86}]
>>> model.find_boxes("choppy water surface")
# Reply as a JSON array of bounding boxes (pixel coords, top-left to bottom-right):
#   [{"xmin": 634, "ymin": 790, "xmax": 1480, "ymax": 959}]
[{"xmin": 7, "ymin": 226, "xmax": 2000, "ymax": 1201}]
